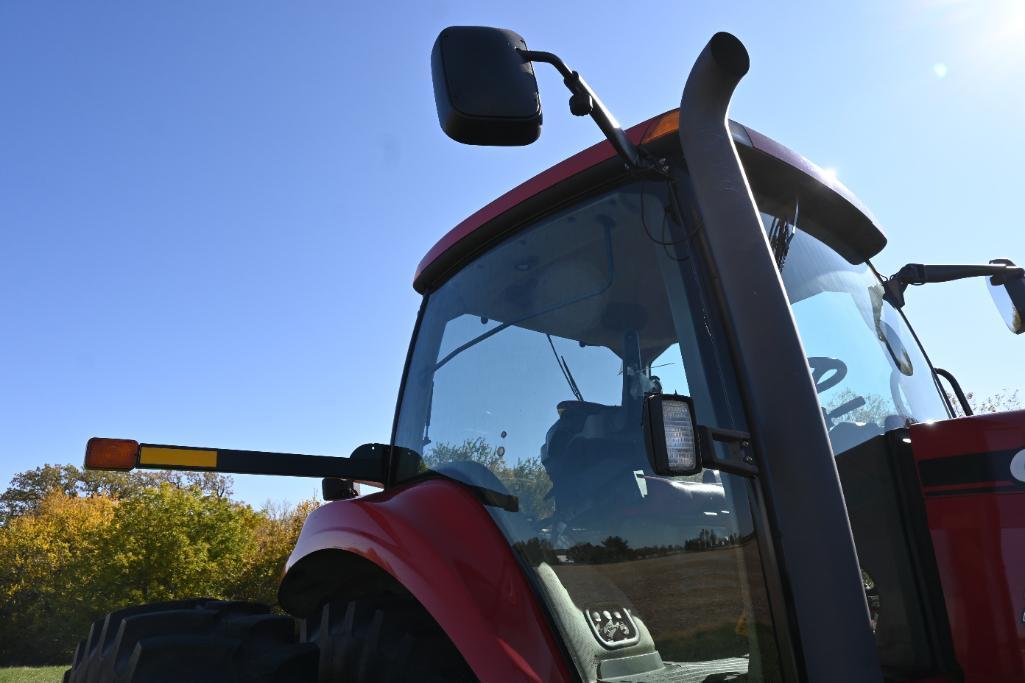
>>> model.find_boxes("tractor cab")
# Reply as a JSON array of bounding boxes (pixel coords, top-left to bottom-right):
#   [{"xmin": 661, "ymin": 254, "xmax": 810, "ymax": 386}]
[
  {"xmin": 389, "ymin": 113, "xmax": 957, "ymax": 679},
  {"xmin": 391, "ymin": 26, "xmax": 1025, "ymax": 682},
  {"xmin": 393, "ymin": 163, "xmax": 781, "ymax": 679}
]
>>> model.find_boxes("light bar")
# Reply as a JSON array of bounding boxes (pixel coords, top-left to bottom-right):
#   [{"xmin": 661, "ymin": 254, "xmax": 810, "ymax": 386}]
[{"xmin": 82, "ymin": 438, "xmax": 389, "ymax": 485}]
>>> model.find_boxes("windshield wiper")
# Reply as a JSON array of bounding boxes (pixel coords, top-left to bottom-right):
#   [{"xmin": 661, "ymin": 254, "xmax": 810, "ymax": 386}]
[
  {"xmin": 767, "ymin": 200, "xmax": 798, "ymax": 270},
  {"xmin": 418, "ymin": 469, "xmax": 519, "ymax": 512},
  {"xmin": 547, "ymin": 334, "xmax": 584, "ymax": 402}
]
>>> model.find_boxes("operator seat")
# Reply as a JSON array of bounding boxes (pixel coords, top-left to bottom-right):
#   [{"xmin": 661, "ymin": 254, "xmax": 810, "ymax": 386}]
[{"xmin": 541, "ymin": 400, "xmax": 650, "ymax": 527}]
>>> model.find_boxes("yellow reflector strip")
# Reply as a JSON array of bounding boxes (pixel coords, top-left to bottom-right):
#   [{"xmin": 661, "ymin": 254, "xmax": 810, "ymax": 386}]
[
  {"xmin": 139, "ymin": 446, "xmax": 217, "ymax": 468},
  {"xmin": 640, "ymin": 109, "xmax": 680, "ymax": 144}
]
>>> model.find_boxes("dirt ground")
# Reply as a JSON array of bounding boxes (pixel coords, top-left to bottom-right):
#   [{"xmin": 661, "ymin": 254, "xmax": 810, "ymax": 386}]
[{"xmin": 552, "ymin": 542, "xmax": 775, "ymax": 662}]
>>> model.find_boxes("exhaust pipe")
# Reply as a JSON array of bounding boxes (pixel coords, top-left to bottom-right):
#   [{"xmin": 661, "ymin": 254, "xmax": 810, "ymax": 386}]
[{"xmin": 678, "ymin": 33, "xmax": 882, "ymax": 682}]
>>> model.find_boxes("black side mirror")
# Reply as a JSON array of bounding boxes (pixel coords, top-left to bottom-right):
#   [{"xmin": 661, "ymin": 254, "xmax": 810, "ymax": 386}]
[
  {"xmin": 431, "ymin": 26, "xmax": 542, "ymax": 146},
  {"xmin": 988, "ymin": 259, "xmax": 1025, "ymax": 334}
]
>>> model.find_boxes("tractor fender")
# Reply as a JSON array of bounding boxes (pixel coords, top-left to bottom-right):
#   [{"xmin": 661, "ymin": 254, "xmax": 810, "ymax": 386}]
[{"xmin": 278, "ymin": 478, "xmax": 574, "ymax": 683}]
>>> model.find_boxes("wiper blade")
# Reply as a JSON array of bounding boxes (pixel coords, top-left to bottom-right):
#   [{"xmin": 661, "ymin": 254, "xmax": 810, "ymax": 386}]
[
  {"xmin": 547, "ymin": 334, "xmax": 584, "ymax": 402},
  {"xmin": 417, "ymin": 470, "xmax": 519, "ymax": 513},
  {"xmin": 471, "ymin": 482, "xmax": 520, "ymax": 512},
  {"xmin": 768, "ymin": 198, "xmax": 798, "ymax": 271}
]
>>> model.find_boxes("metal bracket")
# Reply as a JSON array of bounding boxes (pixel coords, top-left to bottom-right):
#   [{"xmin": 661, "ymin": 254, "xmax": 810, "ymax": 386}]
[
  {"xmin": 516, "ymin": 48, "xmax": 647, "ymax": 171},
  {"xmin": 698, "ymin": 426, "xmax": 758, "ymax": 477}
]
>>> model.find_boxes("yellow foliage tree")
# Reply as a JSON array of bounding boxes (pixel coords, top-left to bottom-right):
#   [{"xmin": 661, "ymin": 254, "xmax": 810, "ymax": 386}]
[
  {"xmin": 0, "ymin": 493, "xmax": 116, "ymax": 664},
  {"xmin": 0, "ymin": 475, "xmax": 318, "ymax": 666}
]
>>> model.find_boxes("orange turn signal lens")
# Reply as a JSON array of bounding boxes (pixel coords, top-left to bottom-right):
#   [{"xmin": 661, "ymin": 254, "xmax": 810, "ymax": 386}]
[
  {"xmin": 84, "ymin": 437, "xmax": 139, "ymax": 471},
  {"xmin": 640, "ymin": 109, "xmax": 681, "ymax": 145}
]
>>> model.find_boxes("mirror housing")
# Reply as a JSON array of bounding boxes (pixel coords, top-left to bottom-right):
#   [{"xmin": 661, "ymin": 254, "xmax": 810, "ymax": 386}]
[
  {"xmin": 988, "ymin": 258, "xmax": 1025, "ymax": 334},
  {"xmin": 431, "ymin": 26, "xmax": 542, "ymax": 146}
]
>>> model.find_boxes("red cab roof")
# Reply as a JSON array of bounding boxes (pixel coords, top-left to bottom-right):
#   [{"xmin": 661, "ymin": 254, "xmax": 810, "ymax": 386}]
[{"xmin": 415, "ymin": 110, "xmax": 880, "ymax": 290}]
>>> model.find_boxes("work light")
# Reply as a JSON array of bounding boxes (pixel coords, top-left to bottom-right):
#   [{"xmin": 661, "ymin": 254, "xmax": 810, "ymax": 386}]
[{"xmin": 642, "ymin": 394, "xmax": 701, "ymax": 476}]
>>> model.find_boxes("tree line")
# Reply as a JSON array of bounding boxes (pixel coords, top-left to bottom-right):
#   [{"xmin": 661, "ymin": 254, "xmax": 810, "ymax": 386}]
[{"xmin": 0, "ymin": 464, "xmax": 317, "ymax": 666}]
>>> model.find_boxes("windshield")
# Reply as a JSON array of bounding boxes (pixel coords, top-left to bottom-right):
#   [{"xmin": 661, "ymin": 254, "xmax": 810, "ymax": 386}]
[
  {"xmin": 394, "ymin": 181, "xmax": 783, "ymax": 681},
  {"xmin": 754, "ymin": 195, "xmax": 950, "ymax": 455}
]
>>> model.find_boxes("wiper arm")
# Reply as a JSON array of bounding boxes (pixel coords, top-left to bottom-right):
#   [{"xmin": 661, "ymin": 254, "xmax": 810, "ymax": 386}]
[{"xmin": 547, "ymin": 334, "xmax": 584, "ymax": 402}]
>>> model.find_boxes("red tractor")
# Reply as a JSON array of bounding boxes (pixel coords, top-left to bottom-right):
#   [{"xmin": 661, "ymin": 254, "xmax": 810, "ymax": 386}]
[{"xmin": 66, "ymin": 28, "xmax": 1025, "ymax": 683}]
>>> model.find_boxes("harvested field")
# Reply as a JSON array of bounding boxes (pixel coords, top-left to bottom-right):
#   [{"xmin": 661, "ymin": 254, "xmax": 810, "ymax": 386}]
[{"xmin": 552, "ymin": 541, "xmax": 775, "ymax": 663}]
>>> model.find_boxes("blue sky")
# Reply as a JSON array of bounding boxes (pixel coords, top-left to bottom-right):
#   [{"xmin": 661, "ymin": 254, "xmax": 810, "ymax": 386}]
[{"xmin": 2, "ymin": 1, "xmax": 1023, "ymax": 507}]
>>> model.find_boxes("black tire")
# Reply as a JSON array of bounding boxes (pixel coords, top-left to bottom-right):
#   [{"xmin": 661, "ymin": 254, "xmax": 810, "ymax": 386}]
[
  {"xmin": 300, "ymin": 595, "xmax": 476, "ymax": 682},
  {"xmin": 64, "ymin": 599, "xmax": 317, "ymax": 683}
]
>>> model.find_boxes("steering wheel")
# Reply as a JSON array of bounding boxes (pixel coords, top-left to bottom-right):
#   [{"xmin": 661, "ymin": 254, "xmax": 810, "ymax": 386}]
[{"xmin": 808, "ymin": 356, "xmax": 847, "ymax": 394}]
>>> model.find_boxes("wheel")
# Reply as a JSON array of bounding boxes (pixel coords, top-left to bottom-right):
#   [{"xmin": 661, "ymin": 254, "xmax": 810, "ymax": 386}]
[
  {"xmin": 64, "ymin": 599, "xmax": 317, "ymax": 683},
  {"xmin": 300, "ymin": 595, "xmax": 476, "ymax": 682}
]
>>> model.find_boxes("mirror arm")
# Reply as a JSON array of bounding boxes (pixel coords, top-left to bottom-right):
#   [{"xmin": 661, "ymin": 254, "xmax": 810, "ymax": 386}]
[
  {"xmin": 517, "ymin": 48, "xmax": 646, "ymax": 170},
  {"xmin": 883, "ymin": 262, "xmax": 1025, "ymax": 308}
]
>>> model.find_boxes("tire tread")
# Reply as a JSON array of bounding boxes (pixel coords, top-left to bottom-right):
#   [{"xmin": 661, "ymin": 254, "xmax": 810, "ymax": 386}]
[{"xmin": 64, "ymin": 599, "xmax": 316, "ymax": 683}]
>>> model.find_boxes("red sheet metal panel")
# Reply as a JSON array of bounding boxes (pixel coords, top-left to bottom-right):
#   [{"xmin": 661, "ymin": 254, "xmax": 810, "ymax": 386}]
[
  {"xmin": 910, "ymin": 411, "xmax": 1025, "ymax": 682},
  {"xmin": 285, "ymin": 478, "xmax": 573, "ymax": 683}
]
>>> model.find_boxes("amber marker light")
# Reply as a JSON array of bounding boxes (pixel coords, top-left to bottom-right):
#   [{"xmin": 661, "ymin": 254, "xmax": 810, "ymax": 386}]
[
  {"xmin": 640, "ymin": 109, "xmax": 680, "ymax": 144},
  {"xmin": 84, "ymin": 437, "xmax": 139, "ymax": 471}
]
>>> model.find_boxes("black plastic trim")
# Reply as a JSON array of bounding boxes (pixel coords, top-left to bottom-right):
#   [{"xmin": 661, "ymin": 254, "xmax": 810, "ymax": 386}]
[
  {"xmin": 387, "ymin": 296, "xmax": 429, "ymax": 488},
  {"xmin": 917, "ymin": 447, "xmax": 1023, "ymax": 488},
  {"xmin": 874, "ymin": 431, "xmax": 961, "ymax": 678}
]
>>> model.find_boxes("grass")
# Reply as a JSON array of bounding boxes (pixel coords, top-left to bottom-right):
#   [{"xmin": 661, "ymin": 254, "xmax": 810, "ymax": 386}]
[{"xmin": 0, "ymin": 667, "xmax": 67, "ymax": 683}]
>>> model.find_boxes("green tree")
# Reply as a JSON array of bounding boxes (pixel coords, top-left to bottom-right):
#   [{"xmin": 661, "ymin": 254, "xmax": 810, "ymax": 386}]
[
  {"xmin": 425, "ymin": 437, "xmax": 506, "ymax": 471},
  {"xmin": 967, "ymin": 387, "xmax": 1016, "ymax": 414},
  {"xmin": 1, "ymin": 464, "xmax": 232, "ymax": 525},
  {"xmin": 423, "ymin": 437, "xmax": 554, "ymax": 520},
  {"xmin": 823, "ymin": 389, "xmax": 890, "ymax": 426},
  {"xmin": 91, "ymin": 485, "xmax": 259, "ymax": 606},
  {"xmin": 0, "ymin": 466, "xmax": 316, "ymax": 667},
  {"xmin": 0, "ymin": 465, "xmax": 81, "ymax": 524},
  {"xmin": 226, "ymin": 499, "xmax": 319, "ymax": 605}
]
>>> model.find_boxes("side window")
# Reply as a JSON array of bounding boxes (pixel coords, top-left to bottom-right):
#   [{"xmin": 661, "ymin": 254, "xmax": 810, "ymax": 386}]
[
  {"xmin": 650, "ymin": 343, "xmax": 690, "ymax": 396},
  {"xmin": 395, "ymin": 182, "xmax": 784, "ymax": 679},
  {"xmin": 757, "ymin": 211, "xmax": 949, "ymax": 456},
  {"xmin": 422, "ymin": 323, "xmax": 624, "ymax": 521}
]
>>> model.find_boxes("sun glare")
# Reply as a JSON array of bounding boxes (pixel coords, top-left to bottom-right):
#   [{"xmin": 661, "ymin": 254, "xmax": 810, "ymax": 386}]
[{"xmin": 921, "ymin": 0, "xmax": 1025, "ymax": 76}]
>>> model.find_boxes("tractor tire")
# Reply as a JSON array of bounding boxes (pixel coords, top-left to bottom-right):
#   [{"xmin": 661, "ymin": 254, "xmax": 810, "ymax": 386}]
[
  {"xmin": 64, "ymin": 599, "xmax": 318, "ymax": 683},
  {"xmin": 300, "ymin": 595, "xmax": 476, "ymax": 682}
]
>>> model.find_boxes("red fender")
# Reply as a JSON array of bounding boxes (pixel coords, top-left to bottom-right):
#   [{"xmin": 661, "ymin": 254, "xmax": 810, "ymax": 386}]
[
  {"xmin": 283, "ymin": 478, "xmax": 574, "ymax": 683},
  {"xmin": 911, "ymin": 410, "xmax": 1025, "ymax": 683}
]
